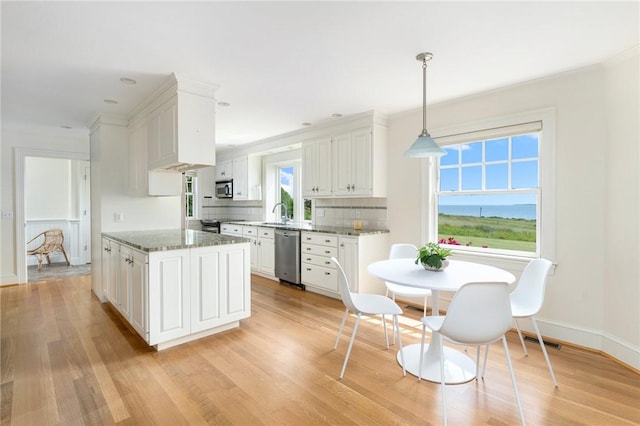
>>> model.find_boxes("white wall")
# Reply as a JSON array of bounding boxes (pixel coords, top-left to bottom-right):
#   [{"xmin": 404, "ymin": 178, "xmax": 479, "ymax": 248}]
[
  {"xmin": 387, "ymin": 48, "xmax": 640, "ymax": 369},
  {"xmin": 25, "ymin": 157, "xmax": 73, "ymax": 219},
  {"xmin": 603, "ymin": 49, "xmax": 639, "ymax": 366}
]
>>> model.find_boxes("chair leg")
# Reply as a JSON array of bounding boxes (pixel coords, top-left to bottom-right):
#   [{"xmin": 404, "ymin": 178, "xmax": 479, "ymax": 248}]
[
  {"xmin": 531, "ymin": 317, "xmax": 558, "ymax": 387},
  {"xmin": 502, "ymin": 336, "xmax": 526, "ymax": 425},
  {"xmin": 334, "ymin": 308, "xmax": 349, "ymax": 349},
  {"xmin": 514, "ymin": 319, "xmax": 528, "ymax": 355},
  {"xmin": 340, "ymin": 313, "xmax": 361, "ymax": 379},
  {"xmin": 394, "ymin": 315, "xmax": 406, "ymax": 377},
  {"xmin": 475, "ymin": 346, "xmax": 481, "ymax": 380},
  {"xmin": 390, "ymin": 293, "xmax": 396, "ymax": 345},
  {"xmin": 418, "ymin": 323, "xmax": 426, "ymax": 381},
  {"xmin": 481, "ymin": 344, "xmax": 489, "ymax": 379},
  {"xmin": 439, "ymin": 334, "xmax": 448, "ymax": 426},
  {"xmin": 382, "ymin": 314, "xmax": 389, "ymax": 349},
  {"xmin": 60, "ymin": 246, "xmax": 71, "ymax": 266}
]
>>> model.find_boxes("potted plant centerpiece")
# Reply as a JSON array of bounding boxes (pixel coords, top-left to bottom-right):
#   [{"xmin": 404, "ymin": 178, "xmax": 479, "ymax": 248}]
[{"xmin": 416, "ymin": 242, "xmax": 452, "ymax": 271}]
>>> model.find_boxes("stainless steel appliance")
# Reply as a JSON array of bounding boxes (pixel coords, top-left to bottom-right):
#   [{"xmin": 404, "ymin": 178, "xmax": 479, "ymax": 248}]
[
  {"xmin": 200, "ymin": 219, "xmax": 221, "ymax": 233},
  {"xmin": 275, "ymin": 229, "xmax": 302, "ymax": 288},
  {"xmin": 200, "ymin": 219, "xmax": 244, "ymax": 233},
  {"xmin": 215, "ymin": 180, "xmax": 233, "ymax": 198}
]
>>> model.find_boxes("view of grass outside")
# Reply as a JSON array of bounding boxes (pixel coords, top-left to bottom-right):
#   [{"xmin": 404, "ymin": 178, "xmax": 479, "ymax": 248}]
[{"xmin": 438, "ymin": 213, "xmax": 536, "ymax": 252}]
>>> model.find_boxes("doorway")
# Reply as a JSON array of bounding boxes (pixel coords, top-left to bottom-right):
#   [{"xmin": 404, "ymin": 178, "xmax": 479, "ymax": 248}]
[{"xmin": 15, "ymin": 148, "xmax": 91, "ymax": 284}]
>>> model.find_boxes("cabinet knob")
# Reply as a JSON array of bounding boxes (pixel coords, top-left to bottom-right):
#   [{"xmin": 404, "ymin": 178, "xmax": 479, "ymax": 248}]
[
  {"xmin": 324, "ymin": 272, "xmax": 331, "ymax": 276},
  {"xmin": 325, "ymin": 250, "xmax": 331, "ymax": 254}
]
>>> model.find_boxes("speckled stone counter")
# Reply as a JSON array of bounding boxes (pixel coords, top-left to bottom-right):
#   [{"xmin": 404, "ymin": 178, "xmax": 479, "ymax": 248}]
[
  {"xmin": 102, "ymin": 229, "xmax": 249, "ymax": 252},
  {"xmin": 225, "ymin": 221, "xmax": 389, "ymax": 237}
]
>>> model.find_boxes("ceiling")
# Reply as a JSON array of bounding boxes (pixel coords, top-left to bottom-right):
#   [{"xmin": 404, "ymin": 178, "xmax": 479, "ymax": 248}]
[{"xmin": 2, "ymin": 1, "xmax": 638, "ymax": 151}]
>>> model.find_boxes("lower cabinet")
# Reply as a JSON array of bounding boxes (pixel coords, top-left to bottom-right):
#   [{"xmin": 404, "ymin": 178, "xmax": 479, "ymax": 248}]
[
  {"xmin": 256, "ymin": 227, "xmax": 275, "ymax": 276},
  {"xmin": 101, "ymin": 236, "xmax": 251, "ymax": 350},
  {"xmin": 301, "ymin": 231, "xmax": 389, "ymax": 298}
]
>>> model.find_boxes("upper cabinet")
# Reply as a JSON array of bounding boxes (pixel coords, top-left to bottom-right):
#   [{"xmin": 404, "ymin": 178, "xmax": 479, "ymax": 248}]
[
  {"xmin": 214, "ymin": 155, "xmax": 262, "ymax": 200},
  {"xmin": 301, "ymin": 117, "xmax": 388, "ymax": 199},
  {"xmin": 128, "ymin": 122, "xmax": 182, "ymax": 196},
  {"xmin": 302, "ymin": 136, "xmax": 333, "ymax": 197},
  {"xmin": 147, "ymin": 91, "xmax": 216, "ymax": 171},
  {"xmin": 126, "ymin": 73, "xmax": 217, "ymax": 173}
]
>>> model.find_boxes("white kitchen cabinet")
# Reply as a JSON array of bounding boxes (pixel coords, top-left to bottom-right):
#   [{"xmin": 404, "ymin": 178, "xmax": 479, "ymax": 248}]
[
  {"xmin": 302, "ymin": 136, "xmax": 333, "ymax": 197},
  {"xmin": 333, "ymin": 126, "xmax": 386, "ymax": 197},
  {"xmin": 118, "ymin": 246, "xmax": 133, "ymax": 320},
  {"xmin": 242, "ymin": 226, "xmax": 259, "ymax": 270},
  {"xmin": 301, "ymin": 232, "xmax": 339, "ymax": 296},
  {"xmin": 338, "ymin": 233, "xmax": 390, "ymax": 295},
  {"xmin": 232, "ymin": 155, "xmax": 262, "ymax": 200},
  {"xmin": 128, "ymin": 249, "xmax": 148, "ymax": 338},
  {"xmin": 257, "ymin": 227, "xmax": 275, "ymax": 276},
  {"xmin": 215, "ymin": 159, "xmax": 232, "ymax": 181},
  {"xmin": 146, "ymin": 80, "xmax": 216, "ymax": 171},
  {"xmin": 128, "ymin": 121, "xmax": 182, "ymax": 196},
  {"xmin": 220, "ymin": 223, "xmax": 243, "ymax": 236},
  {"xmin": 148, "ymin": 248, "xmax": 191, "ymax": 345},
  {"xmin": 101, "ymin": 238, "xmax": 118, "ymax": 304},
  {"xmin": 190, "ymin": 245, "xmax": 250, "ymax": 333}
]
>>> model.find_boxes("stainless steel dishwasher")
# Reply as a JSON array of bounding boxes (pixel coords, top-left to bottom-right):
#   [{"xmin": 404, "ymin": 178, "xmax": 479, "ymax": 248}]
[{"xmin": 274, "ymin": 229, "xmax": 303, "ymax": 288}]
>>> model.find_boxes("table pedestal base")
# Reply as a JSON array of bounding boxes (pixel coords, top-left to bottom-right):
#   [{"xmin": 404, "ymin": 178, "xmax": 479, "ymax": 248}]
[{"xmin": 397, "ymin": 343, "xmax": 477, "ymax": 384}]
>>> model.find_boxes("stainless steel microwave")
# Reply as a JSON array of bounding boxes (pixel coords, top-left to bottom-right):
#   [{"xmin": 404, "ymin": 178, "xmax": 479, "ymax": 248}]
[{"xmin": 215, "ymin": 180, "xmax": 233, "ymax": 198}]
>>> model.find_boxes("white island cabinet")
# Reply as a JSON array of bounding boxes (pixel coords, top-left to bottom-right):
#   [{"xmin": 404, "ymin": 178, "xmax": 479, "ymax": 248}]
[{"xmin": 102, "ymin": 230, "xmax": 250, "ymax": 350}]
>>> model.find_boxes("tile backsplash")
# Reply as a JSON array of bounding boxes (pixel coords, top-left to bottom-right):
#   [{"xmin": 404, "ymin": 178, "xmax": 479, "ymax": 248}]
[{"xmin": 200, "ymin": 196, "xmax": 388, "ymax": 229}]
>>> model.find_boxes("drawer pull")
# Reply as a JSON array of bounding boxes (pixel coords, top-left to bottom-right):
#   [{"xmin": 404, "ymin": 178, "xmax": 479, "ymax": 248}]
[
  {"xmin": 325, "ymin": 239, "xmax": 331, "ymax": 243},
  {"xmin": 306, "ymin": 257, "xmax": 312, "ymax": 261},
  {"xmin": 325, "ymin": 272, "xmax": 331, "ymax": 275},
  {"xmin": 325, "ymin": 261, "xmax": 331, "ymax": 264},
  {"xmin": 306, "ymin": 247, "xmax": 312, "ymax": 251},
  {"xmin": 306, "ymin": 268, "xmax": 312, "ymax": 271},
  {"xmin": 325, "ymin": 250, "xmax": 331, "ymax": 254}
]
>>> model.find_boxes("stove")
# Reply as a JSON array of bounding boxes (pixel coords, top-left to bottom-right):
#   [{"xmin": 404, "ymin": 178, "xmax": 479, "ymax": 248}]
[{"xmin": 200, "ymin": 219, "xmax": 244, "ymax": 234}]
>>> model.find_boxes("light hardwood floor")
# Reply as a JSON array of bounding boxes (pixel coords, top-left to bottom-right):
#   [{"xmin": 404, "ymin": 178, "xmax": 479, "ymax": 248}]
[{"xmin": 1, "ymin": 274, "xmax": 639, "ymax": 425}]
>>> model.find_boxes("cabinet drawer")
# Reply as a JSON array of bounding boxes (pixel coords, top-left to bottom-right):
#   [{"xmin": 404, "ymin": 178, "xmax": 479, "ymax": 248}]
[
  {"xmin": 242, "ymin": 226, "xmax": 258, "ymax": 237},
  {"xmin": 302, "ymin": 243, "xmax": 338, "ymax": 258},
  {"xmin": 257, "ymin": 227, "xmax": 275, "ymax": 239},
  {"xmin": 302, "ymin": 253, "xmax": 335, "ymax": 268},
  {"xmin": 302, "ymin": 264, "xmax": 338, "ymax": 293},
  {"xmin": 221, "ymin": 224, "xmax": 242, "ymax": 235},
  {"xmin": 301, "ymin": 232, "xmax": 338, "ymax": 247}
]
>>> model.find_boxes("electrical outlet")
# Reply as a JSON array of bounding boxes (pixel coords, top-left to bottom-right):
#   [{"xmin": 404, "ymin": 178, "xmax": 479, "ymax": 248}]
[
  {"xmin": 1, "ymin": 210, "xmax": 14, "ymax": 219},
  {"xmin": 350, "ymin": 210, "xmax": 356, "ymax": 218},
  {"xmin": 114, "ymin": 212, "xmax": 124, "ymax": 222},
  {"xmin": 316, "ymin": 208, "xmax": 325, "ymax": 217}
]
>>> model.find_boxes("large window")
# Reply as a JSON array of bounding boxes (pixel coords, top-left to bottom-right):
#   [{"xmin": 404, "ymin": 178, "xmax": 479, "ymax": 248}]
[
  {"xmin": 266, "ymin": 155, "xmax": 311, "ymax": 223},
  {"xmin": 428, "ymin": 109, "xmax": 555, "ymax": 260},
  {"xmin": 438, "ymin": 134, "xmax": 539, "ymax": 255}
]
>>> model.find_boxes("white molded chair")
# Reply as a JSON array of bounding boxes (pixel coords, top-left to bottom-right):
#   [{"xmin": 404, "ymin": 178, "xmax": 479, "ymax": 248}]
[
  {"xmin": 420, "ymin": 281, "xmax": 525, "ymax": 426},
  {"xmin": 331, "ymin": 257, "xmax": 406, "ymax": 379},
  {"xmin": 384, "ymin": 244, "xmax": 432, "ymax": 316},
  {"xmin": 510, "ymin": 258, "xmax": 558, "ymax": 387}
]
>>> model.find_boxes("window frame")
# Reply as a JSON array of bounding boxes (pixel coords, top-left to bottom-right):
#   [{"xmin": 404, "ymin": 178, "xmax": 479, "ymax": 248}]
[
  {"xmin": 421, "ymin": 107, "xmax": 556, "ymax": 264},
  {"xmin": 184, "ymin": 173, "xmax": 197, "ymax": 220}
]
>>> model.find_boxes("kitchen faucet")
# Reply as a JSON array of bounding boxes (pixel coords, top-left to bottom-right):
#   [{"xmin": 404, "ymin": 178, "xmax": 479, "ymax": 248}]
[{"xmin": 272, "ymin": 202, "xmax": 289, "ymax": 224}]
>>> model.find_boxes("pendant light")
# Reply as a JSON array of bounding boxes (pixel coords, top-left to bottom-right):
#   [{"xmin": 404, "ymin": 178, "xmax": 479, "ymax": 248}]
[{"xmin": 403, "ymin": 52, "xmax": 447, "ymax": 158}]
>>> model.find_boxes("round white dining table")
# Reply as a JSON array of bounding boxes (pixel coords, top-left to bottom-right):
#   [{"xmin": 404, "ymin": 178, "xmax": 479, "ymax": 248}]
[{"xmin": 368, "ymin": 258, "xmax": 515, "ymax": 384}]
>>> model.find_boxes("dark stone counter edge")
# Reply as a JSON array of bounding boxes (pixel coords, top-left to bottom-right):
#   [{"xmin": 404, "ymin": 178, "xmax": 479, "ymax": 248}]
[
  {"xmin": 103, "ymin": 230, "xmax": 250, "ymax": 253},
  {"xmin": 224, "ymin": 221, "xmax": 390, "ymax": 236}
]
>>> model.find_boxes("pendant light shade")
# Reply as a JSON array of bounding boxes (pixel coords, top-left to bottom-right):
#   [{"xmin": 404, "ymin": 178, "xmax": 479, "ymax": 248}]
[{"xmin": 404, "ymin": 52, "xmax": 446, "ymax": 158}]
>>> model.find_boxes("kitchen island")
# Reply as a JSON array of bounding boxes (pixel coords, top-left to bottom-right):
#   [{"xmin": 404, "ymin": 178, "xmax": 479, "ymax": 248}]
[{"xmin": 101, "ymin": 229, "xmax": 251, "ymax": 350}]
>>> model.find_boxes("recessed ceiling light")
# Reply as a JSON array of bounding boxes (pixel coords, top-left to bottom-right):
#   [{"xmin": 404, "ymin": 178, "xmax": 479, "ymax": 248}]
[
  {"xmin": 302, "ymin": 122, "xmax": 312, "ymax": 127},
  {"xmin": 120, "ymin": 77, "xmax": 137, "ymax": 85},
  {"xmin": 60, "ymin": 125, "xmax": 72, "ymax": 129},
  {"xmin": 104, "ymin": 99, "xmax": 118, "ymax": 104},
  {"xmin": 331, "ymin": 113, "xmax": 343, "ymax": 118},
  {"xmin": 217, "ymin": 101, "xmax": 230, "ymax": 107}
]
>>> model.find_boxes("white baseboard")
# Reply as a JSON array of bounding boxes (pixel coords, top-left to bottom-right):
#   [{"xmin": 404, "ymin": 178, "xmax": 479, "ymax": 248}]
[{"xmin": 1, "ymin": 274, "xmax": 20, "ymax": 286}]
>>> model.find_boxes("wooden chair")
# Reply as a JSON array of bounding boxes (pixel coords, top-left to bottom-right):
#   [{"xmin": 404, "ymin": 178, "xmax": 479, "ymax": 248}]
[{"xmin": 27, "ymin": 228, "xmax": 70, "ymax": 271}]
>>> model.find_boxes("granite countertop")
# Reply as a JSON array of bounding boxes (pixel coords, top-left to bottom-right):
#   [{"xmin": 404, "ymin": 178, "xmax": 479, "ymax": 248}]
[
  {"xmin": 102, "ymin": 229, "xmax": 250, "ymax": 252},
  {"xmin": 225, "ymin": 221, "xmax": 389, "ymax": 237}
]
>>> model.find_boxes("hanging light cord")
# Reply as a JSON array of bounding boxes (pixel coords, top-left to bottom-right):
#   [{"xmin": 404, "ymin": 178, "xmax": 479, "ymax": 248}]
[{"xmin": 421, "ymin": 57, "xmax": 428, "ymax": 136}]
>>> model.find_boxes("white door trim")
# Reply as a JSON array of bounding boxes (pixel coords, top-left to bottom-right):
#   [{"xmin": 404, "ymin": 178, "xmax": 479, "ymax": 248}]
[{"xmin": 15, "ymin": 148, "xmax": 90, "ymax": 284}]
